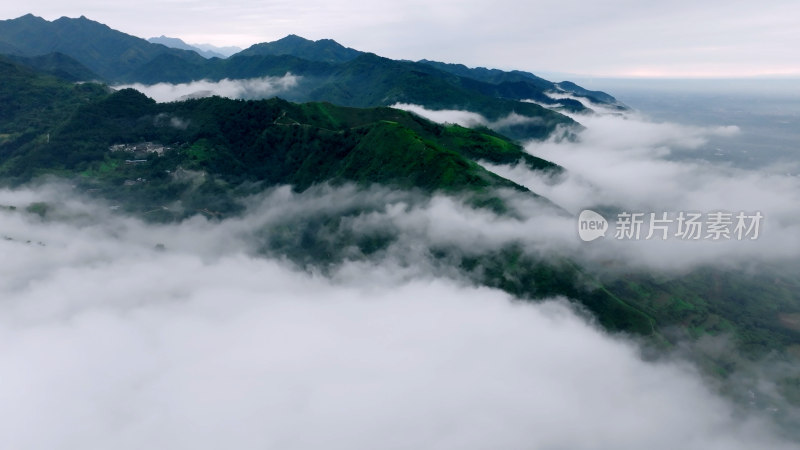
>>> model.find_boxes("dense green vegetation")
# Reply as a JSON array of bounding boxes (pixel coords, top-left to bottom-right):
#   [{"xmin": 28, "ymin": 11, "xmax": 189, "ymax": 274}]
[
  {"xmin": 0, "ymin": 56, "xmax": 108, "ymax": 164},
  {"xmin": 27, "ymin": 93, "xmax": 544, "ymax": 187}
]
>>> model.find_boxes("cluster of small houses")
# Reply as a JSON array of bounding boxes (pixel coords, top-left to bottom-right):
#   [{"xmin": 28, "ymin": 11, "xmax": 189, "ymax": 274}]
[
  {"xmin": 107, "ymin": 142, "xmax": 173, "ymax": 185},
  {"xmin": 123, "ymin": 178, "xmax": 147, "ymax": 186},
  {"xmin": 109, "ymin": 141, "xmax": 170, "ymax": 157}
]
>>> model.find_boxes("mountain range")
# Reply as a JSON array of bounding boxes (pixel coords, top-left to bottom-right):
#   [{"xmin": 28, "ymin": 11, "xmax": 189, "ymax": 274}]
[
  {"xmin": 0, "ymin": 14, "xmax": 625, "ymax": 140},
  {"xmin": 147, "ymin": 35, "xmax": 241, "ymax": 59}
]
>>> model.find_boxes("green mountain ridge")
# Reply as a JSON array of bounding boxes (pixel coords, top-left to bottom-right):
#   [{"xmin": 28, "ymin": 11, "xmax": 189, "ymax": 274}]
[
  {"xmin": 416, "ymin": 59, "xmax": 588, "ymax": 111},
  {"xmin": 0, "ymin": 14, "xmax": 207, "ymax": 81}
]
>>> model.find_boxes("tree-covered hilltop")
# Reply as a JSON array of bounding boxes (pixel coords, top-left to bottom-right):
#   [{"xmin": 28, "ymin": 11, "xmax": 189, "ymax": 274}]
[
  {"xmin": 0, "ymin": 62, "xmax": 562, "ymax": 221},
  {"xmin": 3, "ymin": 90, "xmax": 556, "ymax": 186}
]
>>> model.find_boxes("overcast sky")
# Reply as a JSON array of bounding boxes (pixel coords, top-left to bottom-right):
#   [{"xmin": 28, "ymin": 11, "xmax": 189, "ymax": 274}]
[{"xmin": 2, "ymin": 0, "xmax": 799, "ymax": 78}]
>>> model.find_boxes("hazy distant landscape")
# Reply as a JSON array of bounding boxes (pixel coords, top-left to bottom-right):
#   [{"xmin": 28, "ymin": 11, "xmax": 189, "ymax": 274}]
[
  {"xmin": 1, "ymin": 5, "xmax": 799, "ymax": 450},
  {"xmin": 574, "ymin": 78, "xmax": 800, "ymax": 170}
]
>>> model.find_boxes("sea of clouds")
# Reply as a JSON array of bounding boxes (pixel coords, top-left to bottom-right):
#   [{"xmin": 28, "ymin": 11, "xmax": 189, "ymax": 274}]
[{"xmin": 0, "ymin": 183, "xmax": 796, "ymax": 450}]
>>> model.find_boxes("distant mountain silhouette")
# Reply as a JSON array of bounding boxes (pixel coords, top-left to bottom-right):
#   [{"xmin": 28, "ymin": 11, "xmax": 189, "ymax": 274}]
[{"xmin": 237, "ymin": 34, "xmax": 362, "ymax": 63}]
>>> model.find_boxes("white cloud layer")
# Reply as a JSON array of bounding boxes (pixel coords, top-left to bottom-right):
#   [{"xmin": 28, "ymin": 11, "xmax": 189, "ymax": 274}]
[
  {"xmin": 0, "ymin": 184, "xmax": 795, "ymax": 449},
  {"xmin": 116, "ymin": 74, "xmax": 300, "ymax": 102},
  {"xmin": 391, "ymin": 103, "xmax": 487, "ymax": 127},
  {"xmin": 391, "ymin": 103, "xmax": 544, "ymax": 131}
]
